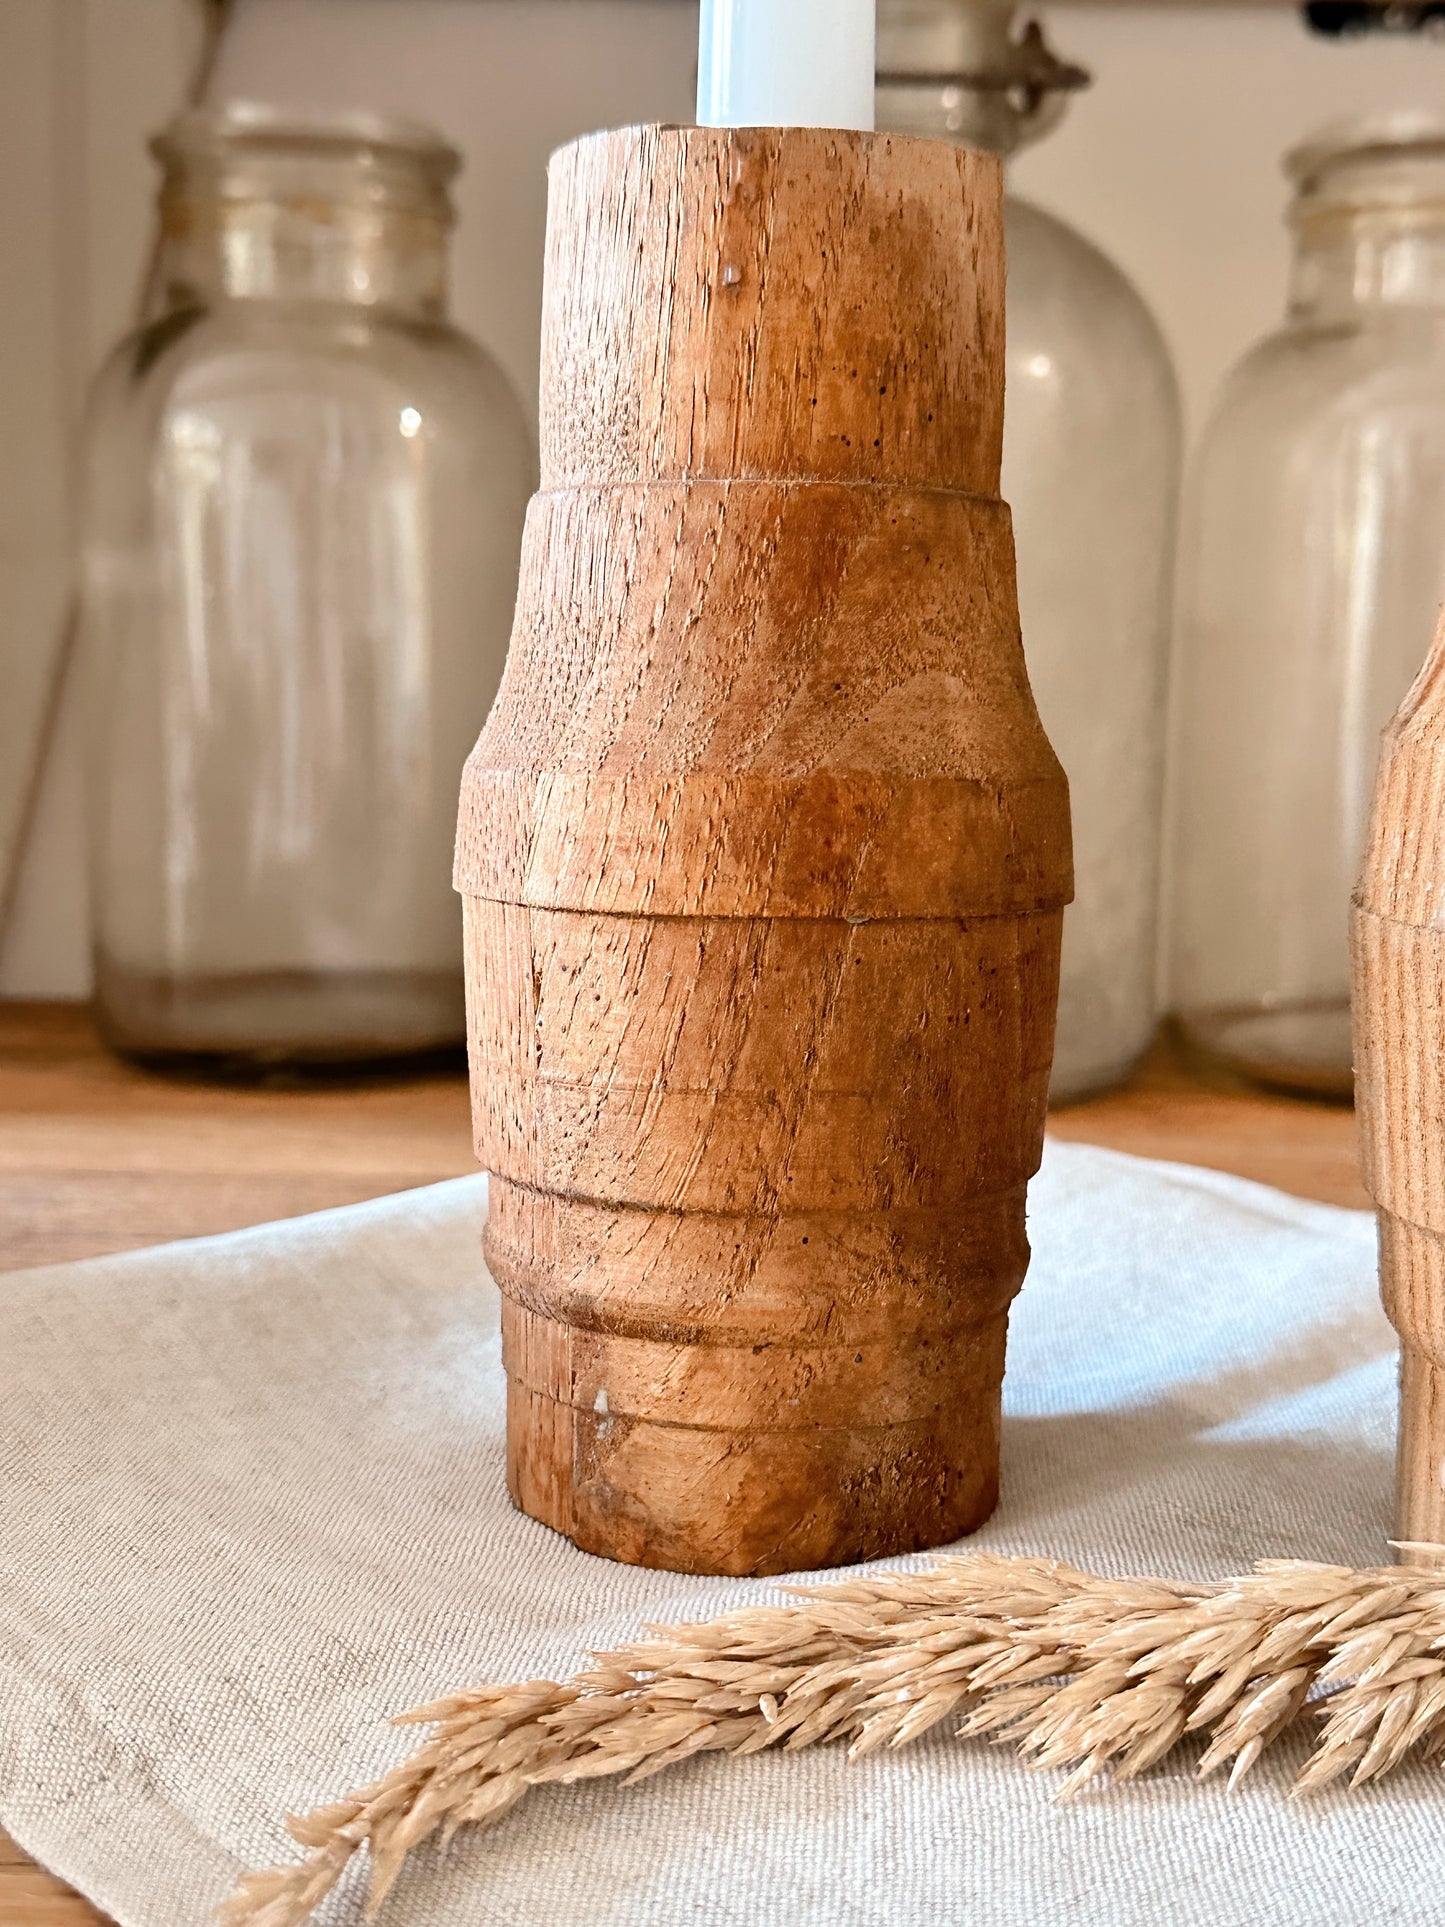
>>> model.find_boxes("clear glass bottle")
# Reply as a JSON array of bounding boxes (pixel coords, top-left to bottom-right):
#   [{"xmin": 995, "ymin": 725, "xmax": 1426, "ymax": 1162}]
[
  {"xmin": 79, "ymin": 103, "xmax": 534, "ymax": 1072},
  {"xmin": 1171, "ymin": 115, "xmax": 1445, "ymax": 1097},
  {"xmin": 877, "ymin": 0, "xmax": 1182, "ymax": 1102}
]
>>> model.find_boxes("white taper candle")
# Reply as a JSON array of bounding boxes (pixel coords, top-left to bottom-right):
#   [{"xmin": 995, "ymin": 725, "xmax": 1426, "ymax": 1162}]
[{"xmin": 696, "ymin": 0, "xmax": 876, "ymax": 133}]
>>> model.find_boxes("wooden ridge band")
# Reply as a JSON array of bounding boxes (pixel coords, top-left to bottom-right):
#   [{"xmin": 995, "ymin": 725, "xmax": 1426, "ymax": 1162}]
[
  {"xmin": 1377, "ymin": 1216, "xmax": 1445, "ymax": 1369},
  {"xmin": 483, "ymin": 1179, "xmax": 1029, "ymax": 1345},
  {"xmin": 464, "ymin": 900, "xmax": 1058, "ymax": 1212},
  {"xmin": 455, "ymin": 482, "xmax": 1069, "ymax": 920},
  {"xmin": 501, "ymin": 1296, "xmax": 1009, "ymax": 1432},
  {"xmin": 1354, "ymin": 908, "xmax": 1445, "ymax": 1244},
  {"xmin": 457, "ymin": 769, "xmax": 1068, "ymax": 921},
  {"xmin": 506, "ymin": 1368, "xmax": 1006, "ymax": 1575}
]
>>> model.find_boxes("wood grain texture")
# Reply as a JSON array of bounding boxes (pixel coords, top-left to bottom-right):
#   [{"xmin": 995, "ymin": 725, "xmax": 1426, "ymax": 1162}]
[
  {"xmin": 0, "ymin": 1000, "xmax": 1361, "ymax": 1925},
  {"xmin": 1353, "ymin": 615, "xmax": 1445, "ymax": 1557},
  {"xmin": 455, "ymin": 486, "xmax": 1066, "ymax": 919},
  {"xmin": 0, "ymin": 1826, "xmax": 98, "ymax": 1927},
  {"xmin": 456, "ymin": 125, "xmax": 1070, "ymax": 1576},
  {"xmin": 534, "ymin": 125, "xmax": 1004, "ymax": 494}
]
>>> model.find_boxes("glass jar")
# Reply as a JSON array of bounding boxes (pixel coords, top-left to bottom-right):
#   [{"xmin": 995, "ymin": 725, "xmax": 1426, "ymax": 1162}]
[
  {"xmin": 877, "ymin": 0, "xmax": 1182, "ymax": 1103},
  {"xmin": 79, "ymin": 103, "xmax": 534, "ymax": 1072},
  {"xmin": 1171, "ymin": 115, "xmax": 1445, "ymax": 1097}
]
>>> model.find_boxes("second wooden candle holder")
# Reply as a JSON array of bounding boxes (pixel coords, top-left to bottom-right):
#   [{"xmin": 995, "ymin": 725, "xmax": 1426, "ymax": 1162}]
[
  {"xmin": 1354, "ymin": 613, "xmax": 1445, "ymax": 1563},
  {"xmin": 456, "ymin": 124, "xmax": 1072, "ymax": 1576}
]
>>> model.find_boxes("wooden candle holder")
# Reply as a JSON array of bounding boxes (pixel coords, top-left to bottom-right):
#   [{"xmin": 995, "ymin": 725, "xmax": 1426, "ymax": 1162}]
[
  {"xmin": 1354, "ymin": 613, "xmax": 1445, "ymax": 1559},
  {"xmin": 456, "ymin": 125, "xmax": 1072, "ymax": 1576}
]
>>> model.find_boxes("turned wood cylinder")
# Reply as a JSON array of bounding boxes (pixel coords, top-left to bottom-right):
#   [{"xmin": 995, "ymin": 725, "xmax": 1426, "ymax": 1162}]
[
  {"xmin": 1354, "ymin": 613, "xmax": 1445, "ymax": 1561},
  {"xmin": 456, "ymin": 125, "xmax": 1072, "ymax": 1576}
]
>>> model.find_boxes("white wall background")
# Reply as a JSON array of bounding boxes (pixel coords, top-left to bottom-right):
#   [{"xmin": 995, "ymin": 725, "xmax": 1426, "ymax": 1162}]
[
  {"xmin": 3, "ymin": 0, "xmax": 1444, "ymax": 996},
  {"xmin": 1015, "ymin": 9, "xmax": 1445, "ymax": 437}
]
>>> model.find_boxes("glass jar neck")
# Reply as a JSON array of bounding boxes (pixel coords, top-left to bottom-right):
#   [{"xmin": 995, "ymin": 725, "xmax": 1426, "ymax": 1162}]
[
  {"xmin": 874, "ymin": 0, "xmax": 1085, "ymax": 158},
  {"xmin": 875, "ymin": 80, "xmax": 1028, "ymax": 160},
  {"xmin": 1286, "ymin": 138, "xmax": 1445, "ymax": 323},
  {"xmin": 1289, "ymin": 206, "xmax": 1445, "ymax": 323},
  {"xmin": 152, "ymin": 114, "xmax": 457, "ymax": 320},
  {"xmin": 159, "ymin": 196, "xmax": 449, "ymax": 317}
]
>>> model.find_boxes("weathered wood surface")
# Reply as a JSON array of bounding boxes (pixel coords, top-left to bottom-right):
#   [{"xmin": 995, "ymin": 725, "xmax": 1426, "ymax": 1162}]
[
  {"xmin": 534, "ymin": 125, "xmax": 1004, "ymax": 492},
  {"xmin": 453, "ymin": 486, "xmax": 1065, "ymax": 919},
  {"xmin": 456, "ymin": 125, "xmax": 1072, "ymax": 1576},
  {"xmin": 1353, "ymin": 615, "xmax": 1445, "ymax": 1558}
]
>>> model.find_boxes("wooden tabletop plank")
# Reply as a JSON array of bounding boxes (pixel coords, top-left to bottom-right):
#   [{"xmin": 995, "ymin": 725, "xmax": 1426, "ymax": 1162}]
[
  {"xmin": 0, "ymin": 1831, "xmax": 97, "ymax": 1927},
  {"xmin": 1048, "ymin": 1051, "xmax": 1368, "ymax": 1211},
  {"xmin": 0, "ymin": 1001, "xmax": 1364, "ymax": 1923}
]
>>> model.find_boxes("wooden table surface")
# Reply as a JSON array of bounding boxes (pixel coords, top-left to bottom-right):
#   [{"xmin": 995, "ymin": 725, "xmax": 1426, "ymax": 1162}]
[{"xmin": 0, "ymin": 1000, "xmax": 1368, "ymax": 1924}]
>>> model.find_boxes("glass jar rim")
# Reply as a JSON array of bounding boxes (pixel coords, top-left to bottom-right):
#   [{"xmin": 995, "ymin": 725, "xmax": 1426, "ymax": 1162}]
[
  {"xmin": 152, "ymin": 100, "xmax": 462, "ymax": 185},
  {"xmin": 1286, "ymin": 111, "xmax": 1445, "ymax": 194}
]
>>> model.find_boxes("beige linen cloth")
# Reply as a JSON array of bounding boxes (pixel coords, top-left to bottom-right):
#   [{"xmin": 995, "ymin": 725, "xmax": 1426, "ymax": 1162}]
[{"xmin": 1, "ymin": 1139, "xmax": 1435, "ymax": 1927}]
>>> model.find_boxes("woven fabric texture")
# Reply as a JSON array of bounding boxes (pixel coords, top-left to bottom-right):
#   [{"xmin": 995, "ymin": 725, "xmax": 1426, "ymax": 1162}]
[{"xmin": 0, "ymin": 1141, "xmax": 1425, "ymax": 1926}]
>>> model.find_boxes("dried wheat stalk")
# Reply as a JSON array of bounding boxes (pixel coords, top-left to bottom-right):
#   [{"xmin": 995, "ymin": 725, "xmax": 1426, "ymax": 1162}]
[{"xmin": 220, "ymin": 1549, "xmax": 1445, "ymax": 1927}]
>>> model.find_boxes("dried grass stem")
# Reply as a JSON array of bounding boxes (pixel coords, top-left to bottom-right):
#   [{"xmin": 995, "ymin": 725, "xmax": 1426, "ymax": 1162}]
[{"xmin": 220, "ymin": 1551, "xmax": 1445, "ymax": 1927}]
